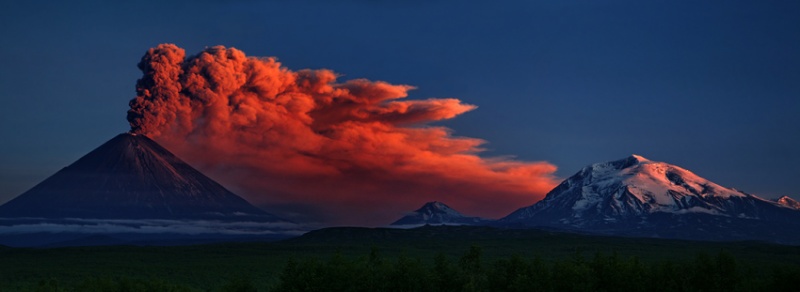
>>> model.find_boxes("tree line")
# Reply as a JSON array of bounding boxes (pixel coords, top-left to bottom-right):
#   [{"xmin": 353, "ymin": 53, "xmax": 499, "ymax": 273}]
[
  {"xmin": 26, "ymin": 246, "xmax": 800, "ymax": 291},
  {"xmin": 275, "ymin": 247, "xmax": 799, "ymax": 292}
]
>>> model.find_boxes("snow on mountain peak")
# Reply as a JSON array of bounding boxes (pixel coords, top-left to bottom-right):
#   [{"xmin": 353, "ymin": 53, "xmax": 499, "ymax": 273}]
[
  {"xmin": 583, "ymin": 155, "xmax": 747, "ymax": 201},
  {"xmin": 390, "ymin": 201, "xmax": 488, "ymax": 226},
  {"xmin": 501, "ymin": 155, "xmax": 800, "ymax": 244},
  {"xmin": 630, "ymin": 154, "xmax": 649, "ymax": 162},
  {"xmin": 777, "ymin": 196, "xmax": 800, "ymax": 210},
  {"xmin": 426, "ymin": 201, "xmax": 446, "ymax": 209},
  {"xmin": 503, "ymin": 155, "xmax": 761, "ymax": 224},
  {"xmin": 417, "ymin": 201, "xmax": 462, "ymax": 217}
]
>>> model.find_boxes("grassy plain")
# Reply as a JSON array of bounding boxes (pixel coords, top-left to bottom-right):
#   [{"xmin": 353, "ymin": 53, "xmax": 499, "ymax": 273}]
[{"xmin": 1, "ymin": 225, "xmax": 799, "ymax": 291}]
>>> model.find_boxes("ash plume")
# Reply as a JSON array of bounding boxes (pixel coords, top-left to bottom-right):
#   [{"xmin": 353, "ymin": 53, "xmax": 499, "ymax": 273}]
[{"xmin": 128, "ymin": 44, "xmax": 558, "ymax": 225}]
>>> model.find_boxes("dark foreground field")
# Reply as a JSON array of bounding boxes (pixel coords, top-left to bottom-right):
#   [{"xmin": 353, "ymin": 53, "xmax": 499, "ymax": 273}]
[{"xmin": 2, "ymin": 225, "xmax": 799, "ymax": 291}]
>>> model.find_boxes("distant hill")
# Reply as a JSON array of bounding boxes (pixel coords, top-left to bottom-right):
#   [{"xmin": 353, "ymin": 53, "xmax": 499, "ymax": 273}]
[{"xmin": 390, "ymin": 201, "xmax": 490, "ymax": 226}]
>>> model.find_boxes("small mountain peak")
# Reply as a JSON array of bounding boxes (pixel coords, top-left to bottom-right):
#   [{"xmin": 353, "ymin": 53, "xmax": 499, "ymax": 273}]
[
  {"xmin": 776, "ymin": 196, "xmax": 800, "ymax": 209},
  {"xmin": 418, "ymin": 201, "xmax": 454, "ymax": 213},
  {"xmin": 423, "ymin": 201, "xmax": 447, "ymax": 208},
  {"xmin": 108, "ymin": 132, "xmax": 150, "ymax": 146},
  {"xmin": 390, "ymin": 201, "xmax": 488, "ymax": 226},
  {"xmin": 115, "ymin": 132, "xmax": 151, "ymax": 140},
  {"xmin": 602, "ymin": 154, "xmax": 651, "ymax": 170}
]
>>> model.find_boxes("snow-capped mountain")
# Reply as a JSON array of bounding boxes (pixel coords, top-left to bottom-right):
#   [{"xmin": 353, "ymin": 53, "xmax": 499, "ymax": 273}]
[
  {"xmin": 500, "ymin": 155, "xmax": 800, "ymax": 243},
  {"xmin": 390, "ymin": 201, "xmax": 489, "ymax": 226},
  {"xmin": 776, "ymin": 196, "xmax": 800, "ymax": 210},
  {"xmin": 0, "ymin": 133, "xmax": 282, "ymax": 222}
]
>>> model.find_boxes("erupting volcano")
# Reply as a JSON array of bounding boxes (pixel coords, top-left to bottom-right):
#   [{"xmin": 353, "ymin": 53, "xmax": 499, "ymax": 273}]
[{"xmin": 0, "ymin": 133, "xmax": 281, "ymax": 222}]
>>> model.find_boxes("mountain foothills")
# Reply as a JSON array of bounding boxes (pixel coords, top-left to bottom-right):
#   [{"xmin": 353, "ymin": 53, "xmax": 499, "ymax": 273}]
[
  {"xmin": 0, "ymin": 132, "xmax": 798, "ymax": 246},
  {"xmin": 497, "ymin": 155, "xmax": 800, "ymax": 243}
]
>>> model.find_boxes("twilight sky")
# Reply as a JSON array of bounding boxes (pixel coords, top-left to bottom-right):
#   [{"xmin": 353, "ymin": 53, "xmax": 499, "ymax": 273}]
[{"xmin": 1, "ymin": 1, "xmax": 798, "ymax": 224}]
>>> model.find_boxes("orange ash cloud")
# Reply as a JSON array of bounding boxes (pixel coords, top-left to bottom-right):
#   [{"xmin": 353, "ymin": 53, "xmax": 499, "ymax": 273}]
[{"xmin": 128, "ymin": 44, "xmax": 558, "ymax": 225}]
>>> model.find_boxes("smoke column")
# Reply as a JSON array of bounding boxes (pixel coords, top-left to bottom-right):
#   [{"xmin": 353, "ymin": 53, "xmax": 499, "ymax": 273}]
[{"xmin": 128, "ymin": 44, "xmax": 558, "ymax": 225}]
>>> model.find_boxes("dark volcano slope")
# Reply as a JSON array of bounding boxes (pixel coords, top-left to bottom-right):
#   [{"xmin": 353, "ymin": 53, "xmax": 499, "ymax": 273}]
[{"xmin": 0, "ymin": 133, "xmax": 279, "ymax": 221}]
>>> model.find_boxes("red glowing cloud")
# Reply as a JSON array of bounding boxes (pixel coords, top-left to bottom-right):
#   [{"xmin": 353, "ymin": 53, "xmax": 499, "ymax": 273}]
[{"xmin": 128, "ymin": 44, "xmax": 558, "ymax": 225}]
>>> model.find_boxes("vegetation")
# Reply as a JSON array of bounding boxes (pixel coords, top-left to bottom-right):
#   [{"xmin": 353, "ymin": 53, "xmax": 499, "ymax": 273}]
[
  {"xmin": 275, "ymin": 247, "xmax": 800, "ymax": 292},
  {"xmin": 2, "ymin": 226, "xmax": 799, "ymax": 291}
]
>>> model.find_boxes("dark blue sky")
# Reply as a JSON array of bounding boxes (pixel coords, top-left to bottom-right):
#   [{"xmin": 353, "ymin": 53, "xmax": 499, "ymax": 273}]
[{"xmin": 1, "ymin": 0, "xmax": 798, "ymax": 204}]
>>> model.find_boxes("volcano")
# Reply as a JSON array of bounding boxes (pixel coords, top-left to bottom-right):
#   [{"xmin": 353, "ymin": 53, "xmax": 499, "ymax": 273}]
[
  {"xmin": 390, "ymin": 201, "xmax": 489, "ymax": 226},
  {"xmin": 0, "ymin": 133, "xmax": 280, "ymax": 221},
  {"xmin": 500, "ymin": 155, "xmax": 800, "ymax": 244}
]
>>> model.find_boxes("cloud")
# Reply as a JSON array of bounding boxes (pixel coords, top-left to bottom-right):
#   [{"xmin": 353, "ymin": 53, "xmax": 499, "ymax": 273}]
[
  {"xmin": 0, "ymin": 217, "xmax": 307, "ymax": 235},
  {"xmin": 128, "ymin": 44, "xmax": 559, "ymax": 225}
]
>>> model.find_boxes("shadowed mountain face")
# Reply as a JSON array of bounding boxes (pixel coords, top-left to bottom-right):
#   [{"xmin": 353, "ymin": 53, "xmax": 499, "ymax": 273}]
[
  {"xmin": 500, "ymin": 155, "xmax": 800, "ymax": 244},
  {"xmin": 390, "ymin": 201, "xmax": 489, "ymax": 226},
  {"xmin": 0, "ymin": 133, "xmax": 279, "ymax": 221}
]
